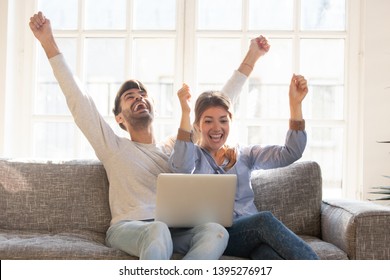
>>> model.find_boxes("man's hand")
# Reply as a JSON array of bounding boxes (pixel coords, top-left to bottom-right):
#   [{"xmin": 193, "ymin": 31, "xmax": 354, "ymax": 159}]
[
  {"xmin": 29, "ymin": 12, "xmax": 52, "ymax": 43},
  {"xmin": 29, "ymin": 11, "xmax": 60, "ymax": 58}
]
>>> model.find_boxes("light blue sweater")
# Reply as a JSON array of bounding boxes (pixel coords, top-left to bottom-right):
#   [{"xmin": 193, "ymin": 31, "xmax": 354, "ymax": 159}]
[{"xmin": 169, "ymin": 129, "xmax": 307, "ymax": 219}]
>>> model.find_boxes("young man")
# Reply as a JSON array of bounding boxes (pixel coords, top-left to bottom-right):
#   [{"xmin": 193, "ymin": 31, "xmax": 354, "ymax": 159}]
[{"xmin": 29, "ymin": 11, "xmax": 270, "ymax": 260}]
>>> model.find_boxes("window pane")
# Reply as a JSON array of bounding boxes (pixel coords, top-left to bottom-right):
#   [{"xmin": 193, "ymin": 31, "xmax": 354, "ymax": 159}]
[
  {"xmin": 301, "ymin": 39, "xmax": 344, "ymax": 120},
  {"xmin": 86, "ymin": 83, "xmax": 119, "ymax": 116},
  {"xmin": 38, "ymin": 0, "xmax": 78, "ymax": 30},
  {"xmin": 306, "ymin": 85, "xmax": 344, "ymax": 120},
  {"xmin": 154, "ymin": 123, "xmax": 177, "ymax": 141},
  {"xmin": 133, "ymin": 0, "xmax": 176, "ymax": 30},
  {"xmin": 198, "ymin": 0, "xmax": 242, "ymax": 30},
  {"xmin": 247, "ymin": 125, "xmax": 344, "ymax": 199},
  {"xmin": 36, "ymin": 38, "xmax": 77, "ymax": 115},
  {"xmin": 38, "ymin": 39, "xmax": 77, "ymax": 82},
  {"xmin": 35, "ymin": 85, "xmax": 69, "ymax": 116},
  {"xmin": 78, "ymin": 131, "xmax": 98, "ymax": 159},
  {"xmin": 133, "ymin": 39, "xmax": 175, "ymax": 118},
  {"xmin": 249, "ymin": 0, "xmax": 293, "ymax": 30},
  {"xmin": 33, "ymin": 122, "xmax": 75, "ymax": 159},
  {"xmin": 251, "ymin": 39, "xmax": 292, "ymax": 84},
  {"xmin": 247, "ymin": 125, "xmax": 287, "ymax": 146},
  {"xmin": 246, "ymin": 85, "xmax": 290, "ymax": 119},
  {"xmin": 85, "ymin": 38, "xmax": 126, "ymax": 116},
  {"xmin": 300, "ymin": 39, "xmax": 344, "ymax": 83},
  {"xmin": 145, "ymin": 83, "xmax": 175, "ymax": 118},
  {"xmin": 244, "ymin": 39, "xmax": 292, "ymax": 120},
  {"xmin": 85, "ymin": 37, "xmax": 125, "ymax": 79},
  {"xmin": 301, "ymin": 0, "xmax": 346, "ymax": 31},
  {"xmin": 85, "ymin": 0, "xmax": 126, "ymax": 30},
  {"xmin": 106, "ymin": 118, "xmax": 129, "ymax": 138},
  {"xmin": 302, "ymin": 126, "xmax": 343, "ymax": 198},
  {"xmin": 197, "ymin": 38, "xmax": 241, "ymax": 87},
  {"xmin": 133, "ymin": 39, "xmax": 175, "ymax": 82}
]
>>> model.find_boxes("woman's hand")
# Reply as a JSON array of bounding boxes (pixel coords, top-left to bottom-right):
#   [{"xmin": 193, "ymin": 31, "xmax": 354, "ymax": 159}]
[
  {"xmin": 289, "ymin": 74, "xmax": 308, "ymax": 121},
  {"xmin": 177, "ymin": 84, "xmax": 192, "ymax": 132},
  {"xmin": 251, "ymin": 35, "xmax": 271, "ymax": 58},
  {"xmin": 177, "ymin": 83, "xmax": 192, "ymax": 114},
  {"xmin": 239, "ymin": 35, "xmax": 270, "ymax": 76}
]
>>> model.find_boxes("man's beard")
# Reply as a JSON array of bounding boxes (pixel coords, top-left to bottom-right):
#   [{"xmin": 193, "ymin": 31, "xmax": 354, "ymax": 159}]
[{"xmin": 122, "ymin": 108, "xmax": 154, "ymax": 131}]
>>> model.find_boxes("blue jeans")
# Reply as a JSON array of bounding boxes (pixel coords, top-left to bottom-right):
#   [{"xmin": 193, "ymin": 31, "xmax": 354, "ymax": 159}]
[
  {"xmin": 225, "ymin": 211, "xmax": 319, "ymax": 260},
  {"xmin": 106, "ymin": 220, "xmax": 228, "ymax": 260}
]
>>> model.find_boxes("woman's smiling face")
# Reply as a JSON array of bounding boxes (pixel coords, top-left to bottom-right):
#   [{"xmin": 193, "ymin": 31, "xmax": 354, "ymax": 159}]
[{"xmin": 198, "ymin": 106, "xmax": 231, "ymax": 154}]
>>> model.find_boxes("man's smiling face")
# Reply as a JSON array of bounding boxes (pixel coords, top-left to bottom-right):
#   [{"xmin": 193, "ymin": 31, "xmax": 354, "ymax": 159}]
[{"xmin": 116, "ymin": 88, "xmax": 155, "ymax": 131}]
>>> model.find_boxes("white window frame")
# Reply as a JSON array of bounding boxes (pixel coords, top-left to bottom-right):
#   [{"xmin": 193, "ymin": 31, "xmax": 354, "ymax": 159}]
[{"xmin": 1, "ymin": 0, "xmax": 363, "ymax": 199}]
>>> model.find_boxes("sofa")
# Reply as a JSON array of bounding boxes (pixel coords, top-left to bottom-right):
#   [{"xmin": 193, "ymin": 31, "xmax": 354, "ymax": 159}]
[{"xmin": 1, "ymin": 158, "xmax": 389, "ymax": 260}]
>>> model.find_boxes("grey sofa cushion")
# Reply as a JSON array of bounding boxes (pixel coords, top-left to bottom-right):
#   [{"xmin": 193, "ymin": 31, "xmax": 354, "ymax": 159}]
[
  {"xmin": 0, "ymin": 159, "xmax": 111, "ymax": 234},
  {"xmin": 300, "ymin": 235, "xmax": 347, "ymax": 260},
  {"xmin": 251, "ymin": 161, "xmax": 322, "ymax": 237},
  {"xmin": 0, "ymin": 229, "xmax": 133, "ymax": 260}
]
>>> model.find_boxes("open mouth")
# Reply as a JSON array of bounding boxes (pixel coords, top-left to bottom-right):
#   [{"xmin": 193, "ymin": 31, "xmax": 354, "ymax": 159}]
[
  {"xmin": 133, "ymin": 102, "xmax": 149, "ymax": 113},
  {"xmin": 209, "ymin": 133, "xmax": 223, "ymax": 142}
]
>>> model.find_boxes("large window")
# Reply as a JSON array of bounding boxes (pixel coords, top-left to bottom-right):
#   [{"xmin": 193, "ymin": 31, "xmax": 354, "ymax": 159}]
[{"xmin": 32, "ymin": 0, "xmax": 347, "ymax": 197}]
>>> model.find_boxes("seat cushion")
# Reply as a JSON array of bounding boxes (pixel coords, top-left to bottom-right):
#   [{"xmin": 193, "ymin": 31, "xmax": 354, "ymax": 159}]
[
  {"xmin": 300, "ymin": 235, "xmax": 348, "ymax": 260},
  {"xmin": 0, "ymin": 229, "xmax": 134, "ymax": 260}
]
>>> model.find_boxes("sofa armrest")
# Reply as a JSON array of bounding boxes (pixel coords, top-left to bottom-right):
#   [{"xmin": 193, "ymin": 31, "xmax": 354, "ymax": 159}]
[{"xmin": 321, "ymin": 199, "xmax": 390, "ymax": 259}]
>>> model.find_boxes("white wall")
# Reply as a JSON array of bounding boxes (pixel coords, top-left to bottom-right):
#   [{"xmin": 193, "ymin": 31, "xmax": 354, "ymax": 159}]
[
  {"xmin": 0, "ymin": 0, "xmax": 35, "ymax": 158},
  {"xmin": 0, "ymin": 1, "xmax": 8, "ymax": 155},
  {"xmin": 362, "ymin": 0, "xmax": 390, "ymax": 201}
]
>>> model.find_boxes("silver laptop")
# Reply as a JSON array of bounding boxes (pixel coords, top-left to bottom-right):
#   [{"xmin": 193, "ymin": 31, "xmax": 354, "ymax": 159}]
[{"xmin": 155, "ymin": 173, "xmax": 237, "ymax": 227}]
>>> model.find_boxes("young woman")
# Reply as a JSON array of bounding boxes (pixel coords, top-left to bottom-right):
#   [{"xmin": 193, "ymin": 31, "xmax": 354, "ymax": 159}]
[{"xmin": 169, "ymin": 75, "xmax": 319, "ymax": 260}]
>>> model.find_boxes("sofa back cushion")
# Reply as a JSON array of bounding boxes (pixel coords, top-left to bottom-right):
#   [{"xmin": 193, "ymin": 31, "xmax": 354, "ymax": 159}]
[
  {"xmin": 251, "ymin": 161, "xmax": 322, "ymax": 237},
  {"xmin": 0, "ymin": 159, "xmax": 111, "ymax": 233}
]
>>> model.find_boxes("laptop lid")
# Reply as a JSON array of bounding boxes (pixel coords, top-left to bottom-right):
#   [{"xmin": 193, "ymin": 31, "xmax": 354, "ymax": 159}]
[{"xmin": 155, "ymin": 173, "xmax": 237, "ymax": 227}]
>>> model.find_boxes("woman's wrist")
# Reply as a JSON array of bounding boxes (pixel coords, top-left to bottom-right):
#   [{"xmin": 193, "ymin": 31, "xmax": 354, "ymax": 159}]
[
  {"xmin": 289, "ymin": 119, "xmax": 305, "ymax": 130},
  {"xmin": 240, "ymin": 62, "xmax": 254, "ymax": 70},
  {"xmin": 289, "ymin": 103, "xmax": 303, "ymax": 120},
  {"xmin": 177, "ymin": 128, "xmax": 192, "ymax": 142}
]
